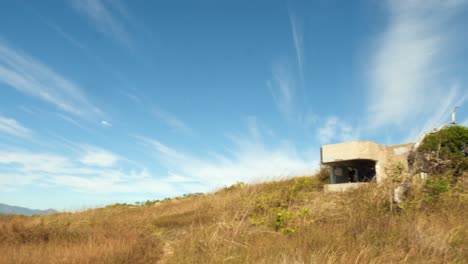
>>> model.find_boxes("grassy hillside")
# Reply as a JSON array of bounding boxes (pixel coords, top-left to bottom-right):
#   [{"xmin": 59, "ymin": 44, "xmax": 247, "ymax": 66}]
[{"xmin": 0, "ymin": 168, "xmax": 466, "ymax": 264}]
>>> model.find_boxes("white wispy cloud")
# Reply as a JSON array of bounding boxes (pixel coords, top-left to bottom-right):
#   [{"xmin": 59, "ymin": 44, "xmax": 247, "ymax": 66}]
[
  {"xmin": 57, "ymin": 114, "xmax": 92, "ymax": 132},
  {"xmin": 120, "ymin": 91, "xmax": 142, "ymax": 105},
  {"xmin": 100, "ymin": 120, "xmax": 112, "ymax": 127},
  {"xmin": 404, "ymin": 85, "xmax": 467, "ymax": 142},
  {"xmin": 0, "ymin": 40, "xmax": 103, "ymax": 119},
  {"xmin": 25, "ymin": 0, "xmax": 134, "ymax": 89},
  {"xmin": 79, "ymin": 146, "xmax": 120, "ymax": 167},
  {"xmin": 152, "ymin": 107, "xmax": 191, "ymax": 133},
  {"xmin": 289, "ymin": 11, "xmax": 304, "ymax": 82},
  {"xmin": 119, "ymin": 90, "xmax": 190, "ymax": 133},
  {"xmin": 269, "ymin": 62, "xmax": 296, "ymax": 119},
  {"xmin": 138, "ymin": 120, "xmax": 319, "ymax": 192},
  {"xmin": 0, "ymin": 150, "xmax": 72, "ymax": 174},
  {"xmin": 269, "ymin": 61, "xmax": 323, "ymax": 136},
  {"xmin": 49, "ymin": 169, "xmax": 176, "ymax": 195},
  {"xmin": 70, "ymin": 0, "xmax": 133, "ymax": 48},
  {"xmin": 0, "ymin": 118, "xmax": 320, "ymax": 203},
  {"xmin": 23, "ymin": 2, "xmax": 87, "ymax": 51},
  {"xmin": 367, "ymin": 0, "xmax": 467, "ymax": 135},
  {"xmin": 0, "ymin": 173, "xmax": 39, "ymax": 191},
  {"xmin": 269, "ymin": 11, "xmax": 315, "ymax": 129},
  {"xmin": 317, "ymin": 116, "xmax": 359, "ymax": 145},
  {"xmin": 0, "ymin": 116, "xmax": 32, "ymax": 138},
  {"xmin": 0, "ymin": 147, "xmax": 176, "ymax": 195}
]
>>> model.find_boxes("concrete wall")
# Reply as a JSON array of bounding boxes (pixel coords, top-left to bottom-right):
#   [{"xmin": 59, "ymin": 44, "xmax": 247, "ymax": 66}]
[
  {"xmin": 324, "ymin": 182, "xmax": 368, "ymax": 192},
  {"xmin": 321, "ymin": 141, "xmax": 413, "ymax": 184},
  {"xmin": 321, "ymin": 141, "xmax": 383, "ymax": 164}
]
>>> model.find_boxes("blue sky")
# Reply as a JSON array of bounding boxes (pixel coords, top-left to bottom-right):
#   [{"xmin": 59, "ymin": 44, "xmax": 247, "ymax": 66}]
[{"xmin": 0, "ymin": 0, "xmax": 467, "ymax": 210}]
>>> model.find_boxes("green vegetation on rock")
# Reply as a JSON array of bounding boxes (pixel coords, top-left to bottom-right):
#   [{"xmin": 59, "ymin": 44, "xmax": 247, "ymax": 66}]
[{"xmin": 413, "ymin": 125, "xmax": 468, "ymax": 175}]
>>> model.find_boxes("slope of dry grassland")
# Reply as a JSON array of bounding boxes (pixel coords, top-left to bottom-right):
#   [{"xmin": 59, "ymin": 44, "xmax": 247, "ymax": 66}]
[{"xmin": 1, "ymin": 170, "xmax": 467, "ymax": 264}]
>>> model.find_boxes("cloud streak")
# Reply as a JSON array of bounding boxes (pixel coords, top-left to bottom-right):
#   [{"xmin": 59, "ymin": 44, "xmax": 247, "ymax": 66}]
[
  {"xmin": 367, "ymin": 0, "xmax": 467, "ymax": 135},
  {"xmin": 0, "ymin": 150, "xmax": 72, "ymax": 175},
  {"xmin": 79, "ymin": 146, "xmax": 120, "ymax": 167},
  {"xmin": 120, "ymin": 91, "xmax": 191, "ymax": 133},
  {"xmin": 152, "ymin": 106, "xmax": 191, "ymax": 133},
  {"xmin": 70, "ymin": 0, "xmax": 133, "ymax": 49},
  {"xmin": 138, "ymin": 121, "xmax": 319, "ymax": 192},
  {"xmin": 289, "ymin": 11, "xmax": 304, "ymax": 82},
  {"xmin": 317, "ymin": 116, "xmax": 359, "ymax": 145},
  {"xmin": 100, "ymin": 120, "xmax": 112, "ymax": 127},
  {"xmin": 269, "ymin": 11, "xmax": 316, "ymax": 130},
  {"xmin": 269, "ymin": 62, "xmax": 296, "ymax": 119},
  {"xmin": 0, "ymin": 147, "xmax": 176, "ymax": 196},
  {"xmin": 0, "ymin": 40, "xmax": 103, "ymax": 120},
  {"xmin": 0, "ymin": 116, "xmax": 32, "ymax": 138}
]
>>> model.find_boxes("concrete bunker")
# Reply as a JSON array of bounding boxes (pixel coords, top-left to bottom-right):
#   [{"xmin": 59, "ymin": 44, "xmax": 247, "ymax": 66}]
[
  {"xmin": 321, "ymin": 141, "xmax": 413, "ymax": 192},
  {"xmin": 329, "ymin": 159, "xmax": 376, "ymax": 184}
]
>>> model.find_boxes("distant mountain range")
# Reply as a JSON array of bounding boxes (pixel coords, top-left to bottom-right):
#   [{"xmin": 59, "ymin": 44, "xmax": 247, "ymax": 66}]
[{"xmin": 0, "ymin": 203, "xmax": 57, "ymax": 216}]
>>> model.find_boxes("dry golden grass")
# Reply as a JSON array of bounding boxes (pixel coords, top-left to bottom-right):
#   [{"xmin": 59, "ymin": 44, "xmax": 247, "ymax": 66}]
[
  {"xmin": 0, "ymin": 206, "xmax": 163, "ymax": 264},
  {"xmin": 1, "ymin": 171, "xmax": 467, "ymax": 264}
]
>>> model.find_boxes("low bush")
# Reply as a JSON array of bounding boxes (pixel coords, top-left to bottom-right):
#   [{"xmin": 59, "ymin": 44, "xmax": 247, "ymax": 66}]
[{"xmin": 414, "ymin": 125, "xmax": 468, "ymax": 175}]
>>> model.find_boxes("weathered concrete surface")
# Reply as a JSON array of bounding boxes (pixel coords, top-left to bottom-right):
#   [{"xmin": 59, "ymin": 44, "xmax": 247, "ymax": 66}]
[
  {"xmin": 321, "ymin": 141, "xmax": 413, "ymax": 190},
  {"xmin": 324, "ymin": 182, "xmax": 368, "ymax": 192},
  {"xmin": 321, "ymin": 141, "xmax": 383, "ymax": 164}
]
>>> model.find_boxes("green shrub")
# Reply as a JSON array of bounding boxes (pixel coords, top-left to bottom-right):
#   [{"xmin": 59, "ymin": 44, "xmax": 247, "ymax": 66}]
[
  {"xmin": 385, "ymin": 161, "xmax": 407, "ymax": 184},
  {"xmin": 417, "ymin": 125, "xmax": 468, "ymax": 175},
  {"xmin": 423, "ymin": 176, "xmax": 451, "ymax": 204}
]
